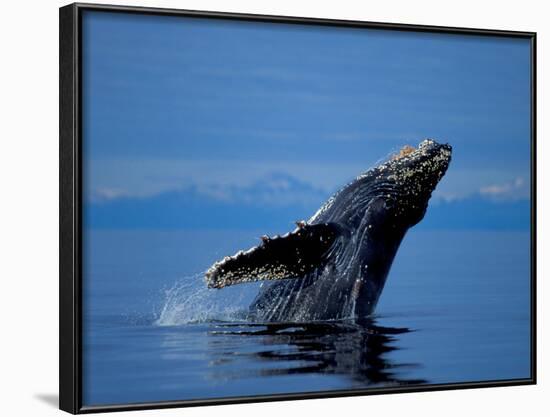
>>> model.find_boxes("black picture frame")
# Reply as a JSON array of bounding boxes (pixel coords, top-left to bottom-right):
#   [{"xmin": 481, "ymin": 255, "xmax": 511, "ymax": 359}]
[{"xmin": 59, "ymin": 2, "xmax": 537, "ymax": 414}]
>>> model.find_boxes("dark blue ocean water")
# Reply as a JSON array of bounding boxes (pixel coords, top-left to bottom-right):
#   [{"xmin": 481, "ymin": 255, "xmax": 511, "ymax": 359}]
[{"xmin": 82, "ymin": 229, "xmax": 531, "ymax": 406}]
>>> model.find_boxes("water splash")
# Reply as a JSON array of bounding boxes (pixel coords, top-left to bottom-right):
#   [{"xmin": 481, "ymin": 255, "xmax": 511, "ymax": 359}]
[{"xmin": 155, "ymin": 272, "xmax": 260, "ymax": 326}]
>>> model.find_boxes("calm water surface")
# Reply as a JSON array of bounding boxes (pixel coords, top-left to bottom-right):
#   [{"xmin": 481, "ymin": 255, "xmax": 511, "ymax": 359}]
[{"xmin": 82, "ymin": 229, "xmax": 531, "ymax": 406}]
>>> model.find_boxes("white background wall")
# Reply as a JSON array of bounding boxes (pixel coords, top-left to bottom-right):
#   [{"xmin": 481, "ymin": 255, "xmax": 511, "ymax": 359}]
[{"xmin": 0, "ymin": 0, "xmax": 546, "ymax": 415}]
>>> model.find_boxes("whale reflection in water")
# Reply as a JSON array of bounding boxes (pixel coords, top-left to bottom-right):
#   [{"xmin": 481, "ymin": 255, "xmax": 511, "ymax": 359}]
[{"xmin": 207, "ymin": 319, "xmax": 427, "ymax": 386}]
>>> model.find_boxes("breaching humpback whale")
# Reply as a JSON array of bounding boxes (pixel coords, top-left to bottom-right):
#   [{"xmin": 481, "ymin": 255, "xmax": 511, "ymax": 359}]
[{"xmin": 205, "ymin": 139, "xmax": 452, "ymax": 322}]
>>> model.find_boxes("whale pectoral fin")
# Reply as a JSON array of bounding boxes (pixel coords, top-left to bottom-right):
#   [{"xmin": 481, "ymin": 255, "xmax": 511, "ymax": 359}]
[{"xmin": 205, "ymin": 223, "xmax": 344, "ymax": 289}]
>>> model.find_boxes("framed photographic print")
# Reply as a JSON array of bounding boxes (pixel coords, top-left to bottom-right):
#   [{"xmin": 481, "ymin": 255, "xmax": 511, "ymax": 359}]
[{"xmin": 59, "ymin": 3, "xmax": 536, "ymax": 414}]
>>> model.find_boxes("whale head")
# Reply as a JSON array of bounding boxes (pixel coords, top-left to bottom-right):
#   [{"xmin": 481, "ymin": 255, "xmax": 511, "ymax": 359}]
[
  {"xmin": 347, "ymin": 139, "xmax": 452, "ymax": 230},
  {"xmin": 385, "ymin": 139, "xmax": 452, "ymax": 226}
]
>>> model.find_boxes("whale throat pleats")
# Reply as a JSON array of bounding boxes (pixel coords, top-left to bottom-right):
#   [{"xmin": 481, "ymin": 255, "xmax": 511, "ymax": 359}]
[{"xmin": 205, "ymin": 223, "xmax": 344, "ymax": 289}]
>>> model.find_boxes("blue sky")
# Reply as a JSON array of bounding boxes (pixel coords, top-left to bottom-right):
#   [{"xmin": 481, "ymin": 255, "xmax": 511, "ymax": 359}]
[{"xmin": 82, "ymin": 11, "xmax": 532, "ymax": 230}]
